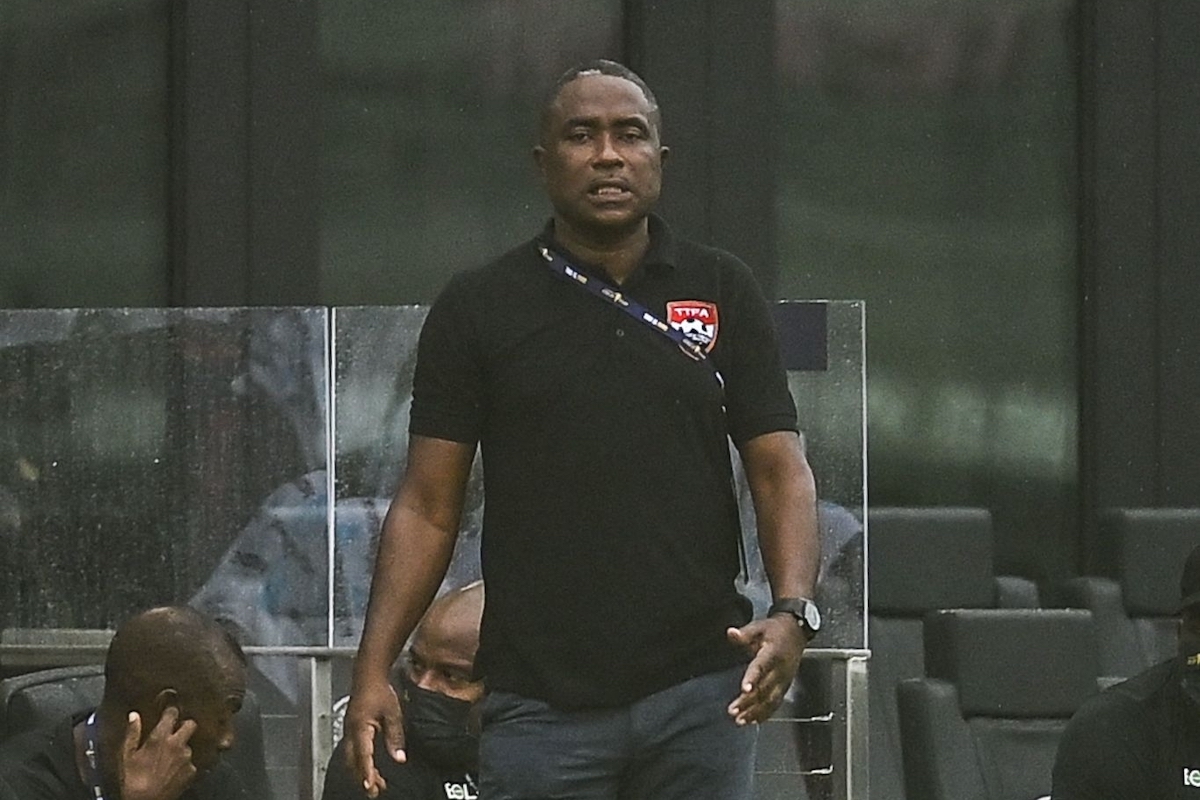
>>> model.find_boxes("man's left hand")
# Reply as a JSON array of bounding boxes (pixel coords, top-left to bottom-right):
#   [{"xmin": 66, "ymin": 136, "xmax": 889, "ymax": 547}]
[{"xmin": 725, "ymin": 615, "xmax": 807, "ymax": 725}]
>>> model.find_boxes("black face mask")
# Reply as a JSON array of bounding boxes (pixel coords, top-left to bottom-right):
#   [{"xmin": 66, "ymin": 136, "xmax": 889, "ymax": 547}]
[{"xmin": 400, "ymin": 673, "xmax": 479, "ymax": 771}]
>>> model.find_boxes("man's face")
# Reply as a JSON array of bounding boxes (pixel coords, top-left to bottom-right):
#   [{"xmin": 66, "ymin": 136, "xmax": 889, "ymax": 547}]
[
  {"xmin": 535, "ymin": 74, "xmax": 667, "ymax": 238},
  {"xmin": 178, "ymin": 657, "xmax": 247, "ymax": 772},
  {"xmin": 404, "ymin": 625, "xmax": 485, "ymax": 704}
]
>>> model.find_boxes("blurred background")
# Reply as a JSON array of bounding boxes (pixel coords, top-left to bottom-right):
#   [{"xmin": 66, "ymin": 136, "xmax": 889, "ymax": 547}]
[{"xmin": 0, "ymin": 0, "xmax": 1197, "ymax": 610}]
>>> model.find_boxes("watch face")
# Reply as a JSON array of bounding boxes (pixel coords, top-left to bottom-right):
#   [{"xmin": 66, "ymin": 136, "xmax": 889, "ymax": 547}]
[{"xmin": 802, "ymin": 602, "xmax": 822, "ymax": 632}]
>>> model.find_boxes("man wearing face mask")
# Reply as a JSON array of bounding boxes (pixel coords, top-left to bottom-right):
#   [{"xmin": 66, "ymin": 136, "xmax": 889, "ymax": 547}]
[
  {"xmin": 325, "ymin": 582, "xmax": 484, "ymax": 800},
  {"xmin": 1051, "ymin": 543, "xmax": 1200, "ymax": 799}
]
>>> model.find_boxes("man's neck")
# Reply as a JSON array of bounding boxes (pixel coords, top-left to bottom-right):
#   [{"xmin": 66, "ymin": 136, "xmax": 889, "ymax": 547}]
[{"xmin": 551, "ymin": 216, "xmax": 651, "ymax": 285}]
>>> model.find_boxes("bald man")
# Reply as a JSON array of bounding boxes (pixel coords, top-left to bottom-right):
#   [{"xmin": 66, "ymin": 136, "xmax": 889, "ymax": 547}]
[
  {"xmin": 0, "ymin": 606, "xmax": 250, "ymax": 800},
  {"xmin": 325, "ymin": 582, "xmax": 485, "ymax": 800}
]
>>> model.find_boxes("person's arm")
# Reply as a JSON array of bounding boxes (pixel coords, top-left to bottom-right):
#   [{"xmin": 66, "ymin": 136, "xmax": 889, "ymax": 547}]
[
  {"xmin": 726, "ymin": 429, "xmax": 819, "ymax": 725},
  {"xmin": 343, "ymin": 435, "xmax": 475, "ymax": 798}
]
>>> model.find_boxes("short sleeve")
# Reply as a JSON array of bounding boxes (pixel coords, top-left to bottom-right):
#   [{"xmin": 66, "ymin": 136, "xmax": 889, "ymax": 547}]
[
  {"xmin": 409, "ymin": 273, "xmax": 487, "ymax": 445},
  {"xmin": 717, "ymin": 254, "xmax": 798, "ymax": 445}
]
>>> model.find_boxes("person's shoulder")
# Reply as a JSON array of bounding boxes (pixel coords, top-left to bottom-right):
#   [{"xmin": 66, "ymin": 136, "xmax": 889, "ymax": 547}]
[
  {"xmin": 669, "ymin": 234, "xmax": 753, "ymax": 279},
  {"xmin": 0, "ymin": 724, "xmax": 73, "ymax": 800},
  {"xmin": 1052, "ymin": 660, "xmax": 1177, "ymax": 799},
  {"xmin": 1066, "ymin": 658, "xmax": 1176, "ymax": 733},
  {"xmin": 438, "ymin": 238, "xmax": 542, "ymax": 300},
  {"xmin": 1101, "ymin": 657, "xmax": 1179, "ymax": 707}
]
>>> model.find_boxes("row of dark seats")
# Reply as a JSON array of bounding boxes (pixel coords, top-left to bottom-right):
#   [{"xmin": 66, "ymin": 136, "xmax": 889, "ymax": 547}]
[
  {"xmin": 870, "ymin": 506, "xmax": 1200, "ymax": 800},
  {"xmin": 3, "ymin": 506, "xmax": 1195, "ymax": 800}
]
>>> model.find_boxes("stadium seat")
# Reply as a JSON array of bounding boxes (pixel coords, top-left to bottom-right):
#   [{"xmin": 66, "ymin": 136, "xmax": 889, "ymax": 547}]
[
  {"xmin": 867, "ymin": 507, "xmax": 1039, "ymax": 800},
  {"xmin": 1057, "ymin": 507, "xmax": 1200, "ymax": 679},
  {"xmin": 896, "ymin": 608, "xmax": 1098, "ymax": 800}
]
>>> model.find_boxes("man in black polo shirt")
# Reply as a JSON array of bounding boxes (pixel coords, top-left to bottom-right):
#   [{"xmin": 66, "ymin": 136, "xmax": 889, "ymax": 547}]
[
  {"xmin": 344, "ymin": 59, "xmax": 820, "ymax": 800},
  {"xmin": 0, "ymin": 607, "xmax": 250, "ymax": 800},
  {"xmin": 1051, "ymin": 543, "xmax": 1200, "ymax": 799}
]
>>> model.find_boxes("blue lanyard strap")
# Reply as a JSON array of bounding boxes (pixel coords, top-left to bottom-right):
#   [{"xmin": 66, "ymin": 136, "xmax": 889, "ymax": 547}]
[
  {"xmin": 537, "ymin": 243, "xmax": 725, "ymax": 391},
  {"xmin": 82, "ymin": 712, "xmax": 107, "ymax": 800}
]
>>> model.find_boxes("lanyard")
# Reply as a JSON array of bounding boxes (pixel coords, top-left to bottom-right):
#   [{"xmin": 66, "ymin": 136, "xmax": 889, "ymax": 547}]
[
  {"xmin": 537, "ymin": 243, "xmax": 725, "ymax": 392},
  {"xmin": 537, "ymin": 241, "xmax": 745, "ymax": 577},
  {"xmin": 82, "ymin": 712, "xmax": 107, "ymax": 800}
]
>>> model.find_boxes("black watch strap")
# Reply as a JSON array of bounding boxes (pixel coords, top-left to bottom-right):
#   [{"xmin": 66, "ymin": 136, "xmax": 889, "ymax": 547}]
[{"xmin": 768, "ymin": 597, "xmax": 822, "ymax": 638}]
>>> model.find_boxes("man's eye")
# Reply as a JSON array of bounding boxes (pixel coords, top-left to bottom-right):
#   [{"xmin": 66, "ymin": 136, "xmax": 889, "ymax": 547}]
[{"xmin": 443, "ymin": 671, "xmax": 470, "ymax": 687}]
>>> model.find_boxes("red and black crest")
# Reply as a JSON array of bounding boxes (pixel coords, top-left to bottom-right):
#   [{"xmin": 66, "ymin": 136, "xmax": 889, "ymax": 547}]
[{"xmin": 666, "ymin": 300, "xmax": 719, "ymax": 353}]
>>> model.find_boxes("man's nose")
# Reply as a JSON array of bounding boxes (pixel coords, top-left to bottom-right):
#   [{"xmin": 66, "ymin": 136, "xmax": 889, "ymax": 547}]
[{"xmin": 594, "ymin": 133, "xmax": 623, "ymax": 164}]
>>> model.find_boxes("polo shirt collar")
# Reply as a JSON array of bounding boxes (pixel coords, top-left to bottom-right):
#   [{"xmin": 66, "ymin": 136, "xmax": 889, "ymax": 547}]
[{"xmin": 537, "ymin": 214, "xmax": 678, "ymax": 280}]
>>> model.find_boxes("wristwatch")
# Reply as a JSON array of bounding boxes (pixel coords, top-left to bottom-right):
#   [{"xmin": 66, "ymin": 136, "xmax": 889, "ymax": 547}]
[{"xmin": 768, "ymin": 597, "xmax": 822, "ymax": 639}]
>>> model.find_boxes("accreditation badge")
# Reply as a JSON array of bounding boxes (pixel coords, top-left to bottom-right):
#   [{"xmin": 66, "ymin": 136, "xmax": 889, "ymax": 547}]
[{"xmin": 666, "ymin": 300, "xmax": 719, "ymax": 353}]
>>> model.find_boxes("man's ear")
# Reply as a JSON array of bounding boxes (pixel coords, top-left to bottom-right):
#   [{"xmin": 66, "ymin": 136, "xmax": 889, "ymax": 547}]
[
  {"xmin": 659, "ymin": 145, "xmax": 670, "ymax": 165},
  {"xmin": 151, "ymin": 688, "xmax": 181, "ymax": 723},
  {"xmin": 532, "ymin": 145, "xmax": 547, "ymax": 177}
]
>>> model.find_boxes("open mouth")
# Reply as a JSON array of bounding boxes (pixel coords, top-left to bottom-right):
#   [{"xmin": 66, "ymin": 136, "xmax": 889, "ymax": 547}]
[
  {"xmin": 588, "ymin": 178, "xmax": 633, "ymax": 199},
  {"xmin": 588, "ymin": 182, "xmax": 632, "ymax": 202}
]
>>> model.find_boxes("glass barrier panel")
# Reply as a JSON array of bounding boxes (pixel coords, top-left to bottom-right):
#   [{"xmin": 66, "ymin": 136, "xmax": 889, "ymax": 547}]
[
  {"xmin": 330, "ymin": 305, "xmax": 488, "ymax": 647},
  {"xmin": 0, "ymin": 308, "xmax": 330, "ymax": 651},
  {"xmin": 738, "ymin": 301, "xmax": 867, "ymax": 653}
]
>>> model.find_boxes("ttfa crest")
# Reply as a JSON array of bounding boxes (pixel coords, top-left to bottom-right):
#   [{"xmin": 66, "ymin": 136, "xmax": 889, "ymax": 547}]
[{"xmin": 666, "ymin": 300, "xmax": 719, "ymax": 353}]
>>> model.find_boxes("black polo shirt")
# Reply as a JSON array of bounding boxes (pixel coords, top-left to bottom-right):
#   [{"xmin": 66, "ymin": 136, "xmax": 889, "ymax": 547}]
[
  {"xmin": 1052, "ymin": 657, "xmax": 1200, "ymax": 800},
  {"xmin": 0, "ymin": 711, "xmax": 249, "ymax": 800},
  {"xmin": 323, "ymin": 734, "xmax": 477, "ymax": 800},
  {"xmin": 410, "ymin": 215, "xmax": 798, "ymax": 709}
]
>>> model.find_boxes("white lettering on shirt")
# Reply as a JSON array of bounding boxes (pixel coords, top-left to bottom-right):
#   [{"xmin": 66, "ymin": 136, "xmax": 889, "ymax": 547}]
[
  {"xmin": 1184, "ymin": 767, "xmax": 1200, "ymax": 788},
  {"xmin": 443, "ymin": 782, "xmax": 479, "ymax": 800}
]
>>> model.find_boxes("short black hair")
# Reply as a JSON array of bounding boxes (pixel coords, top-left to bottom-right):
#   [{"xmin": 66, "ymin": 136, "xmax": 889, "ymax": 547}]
[
  {"xmin": 539, "ymin": 60, "xmax": 663, "ymax": 143},
  {"xmin": 103, "ymin": 606, "xmax": 246, "ymax": 709}
]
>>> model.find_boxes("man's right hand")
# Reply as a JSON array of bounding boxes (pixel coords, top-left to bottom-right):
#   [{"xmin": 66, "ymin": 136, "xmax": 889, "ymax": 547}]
[
  {"xmin": 117, "ymin": 708, "xmax": 199, "ymax": 800},
  {"xmin": 343, "ymin": 677, "xmax": 405, "ymax": 798}
]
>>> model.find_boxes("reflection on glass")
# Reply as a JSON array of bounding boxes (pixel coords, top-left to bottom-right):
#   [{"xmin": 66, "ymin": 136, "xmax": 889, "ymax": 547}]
[
  {"xmin": 0, "ymin": 1, "xmax": 169, "ymax": 307},
  {"xmin": 318, "ymin": 0, "xmax": 623, "ymax": 305},
  {"xmin": 738, "ymin": 303, "xmax": 866, "ymax": 652},
  {"xmin": 331, "ymin": 307, "xmax": 484, "ymax": 646},
  {"xmin": 774, "ymin": 0, "xmax": 1078, "ymax": 577},
  {"xmin": 0, "ymin": 309, "xmax": 329, "ymax": 660}
]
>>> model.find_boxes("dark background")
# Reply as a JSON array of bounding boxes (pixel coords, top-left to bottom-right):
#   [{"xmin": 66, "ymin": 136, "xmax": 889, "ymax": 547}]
[{"xmin": 1, "ymin": 0, "xmax": 1197, "ymax": 588}]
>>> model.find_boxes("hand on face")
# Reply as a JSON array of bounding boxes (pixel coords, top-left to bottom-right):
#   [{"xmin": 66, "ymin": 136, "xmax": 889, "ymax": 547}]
[{"xmin": 117, "ymin": 708, "xmax": 199, "ymax": 800}]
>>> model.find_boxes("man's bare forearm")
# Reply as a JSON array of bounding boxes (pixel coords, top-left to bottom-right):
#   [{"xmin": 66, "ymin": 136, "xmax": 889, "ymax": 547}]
[
  {"xmin": 741, "ymin": 430, "xmax": 820, "ymax": 601},
  {"xmin": 353, "ymin": 507, "xmax": 459, "ymax": 683},
  {"xmin": 353, "ymin": 436, "xmax": 475, "ymax": 685}
]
